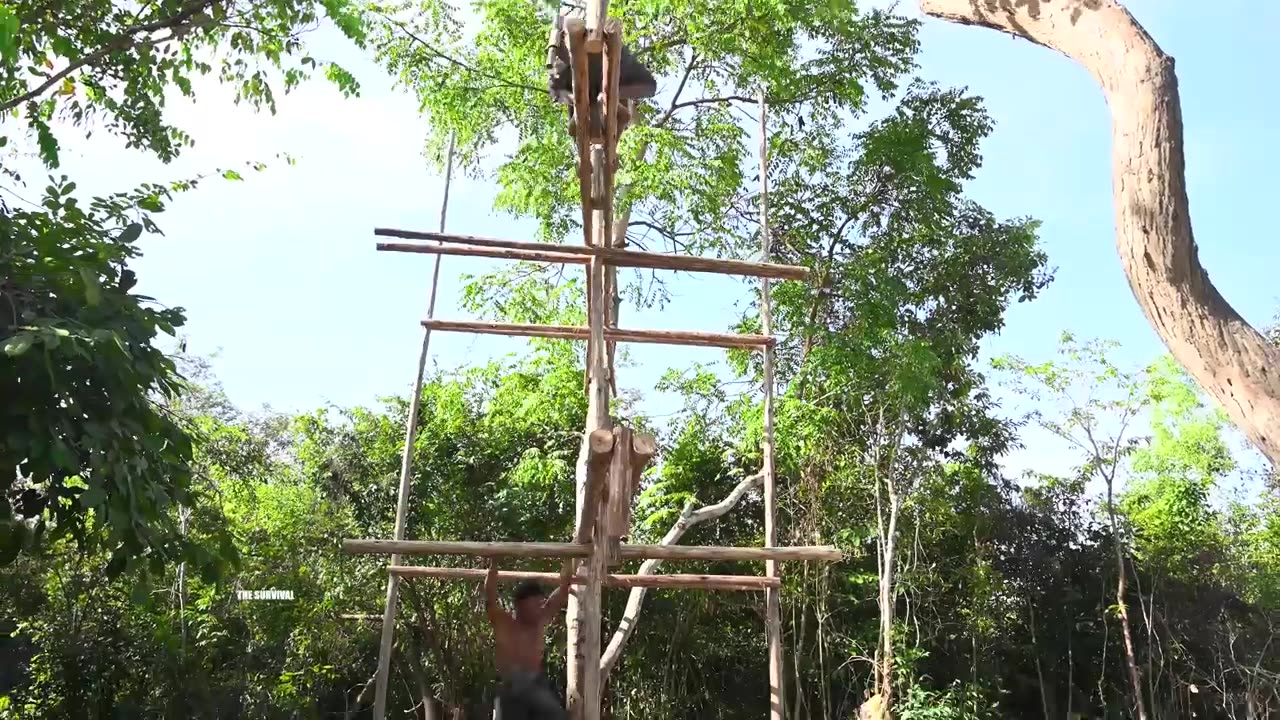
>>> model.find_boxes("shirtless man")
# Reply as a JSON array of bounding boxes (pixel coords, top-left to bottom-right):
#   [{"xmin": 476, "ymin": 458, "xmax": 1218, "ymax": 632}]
[{"xmin": 486, "ymin": 559, "xmax": 578, "ymax": 720}]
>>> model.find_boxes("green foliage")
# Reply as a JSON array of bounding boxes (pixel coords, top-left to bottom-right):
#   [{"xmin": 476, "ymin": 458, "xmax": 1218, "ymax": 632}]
[
  {"xmin": 1121, "ymin": 357, "xmax": 1235, "ymax": 580},
  {"xmin": 1, "ymin": 0, "xmax": 366, "ymax": 578},
  {"xmin": 1, "ymin": 0, "xmax": 367, "ymax": 167},
  {"xmin": 1, "ymin": 178, "xmax": 206, "ymax": 571},
  {"xmin": 5, "ymin": 0, "xmax": 1280, "ymax": 716},
  {"xmin": 0, "ymin": 385, "xmax": 367, "ymax": 717},
  {"xmin": 898, "ymin": 683, "xmax": 996, "ymax": 720}
]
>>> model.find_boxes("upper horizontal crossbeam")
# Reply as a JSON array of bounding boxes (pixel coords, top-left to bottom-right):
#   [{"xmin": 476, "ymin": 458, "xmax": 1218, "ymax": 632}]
[
  {"xmin": 343, "ymin": 538, "xmax": 843, "ymax": 562},
  {"xmin": 389, "ymin": 566, "xmax": 779, "ymax": 591},
  {"xmin": 374, "ymin": 229, "xmax": 809, "ymax": 281}
]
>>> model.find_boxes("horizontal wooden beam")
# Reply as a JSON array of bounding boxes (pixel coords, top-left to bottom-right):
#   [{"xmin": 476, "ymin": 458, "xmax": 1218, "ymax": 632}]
[
  {"xmin": 388, "ymin": 566, "xmax": 779, "ymax": 591},
  {"xmin": 343, "ymin": 539, "xmax": 842, "ymax": 562},
  {"xmin": 620, "ymin": 543, "xmax": 842, "ymax": 562},
  {"xmin": 379, "ymin": 242, "xmax": 589, "ymax": 266},
  {"xmin": 346, "ymin": 539, "xmax": 590, "ymax": 559},
  {"xmin": 420, "ymin": 319, "xmax": 773, "ymax": 350},
  {"xmin": 375, "ymin": 229, "xmax": 809, "ymax": 281}
]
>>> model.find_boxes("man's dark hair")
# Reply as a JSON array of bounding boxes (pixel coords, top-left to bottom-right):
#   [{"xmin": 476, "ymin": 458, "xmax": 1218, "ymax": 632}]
[{"xmin": 512, "ymin": 580, "xmax": 547, "ymax": 603}]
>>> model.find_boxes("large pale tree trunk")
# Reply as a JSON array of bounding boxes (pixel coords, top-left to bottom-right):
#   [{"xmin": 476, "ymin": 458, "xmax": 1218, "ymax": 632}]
[{"xmin": 917, "ymin": 0, "xmax": 1280, "ymax": 467}]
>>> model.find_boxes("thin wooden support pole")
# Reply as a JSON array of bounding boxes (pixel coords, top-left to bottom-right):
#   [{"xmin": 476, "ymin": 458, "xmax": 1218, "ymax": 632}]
[
  {"xmin": 759, "ymin": 89, "xmax": 786, "ymax": 720},
  {"xmin": 373, "ymin": 135, "xmax": 457, "ymax": 720},
  {"xmin": 568, "ymin": 21, "xmax": 593, "ymax": 245}
]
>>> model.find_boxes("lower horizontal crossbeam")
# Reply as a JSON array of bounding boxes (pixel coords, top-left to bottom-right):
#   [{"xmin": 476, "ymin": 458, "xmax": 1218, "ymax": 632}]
[{"xmin": 420, "ymin": 319, "xmax": 774, "ymax": 350}]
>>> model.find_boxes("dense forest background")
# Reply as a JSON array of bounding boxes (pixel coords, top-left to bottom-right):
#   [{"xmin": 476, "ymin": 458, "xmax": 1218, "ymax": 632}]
[{"xmin": 3, "ymin": 0, "xmax": 1279, "ymax": 718}]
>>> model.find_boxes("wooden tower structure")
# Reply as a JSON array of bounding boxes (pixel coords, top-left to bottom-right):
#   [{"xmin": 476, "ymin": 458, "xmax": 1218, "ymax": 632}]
[{"xmin": 344, "ymin": 3, "xmax": 842, "ymax": 718}]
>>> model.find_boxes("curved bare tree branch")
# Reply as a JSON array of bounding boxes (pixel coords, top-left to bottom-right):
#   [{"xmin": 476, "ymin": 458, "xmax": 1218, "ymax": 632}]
[
  {"xmin": 917, "ymin": 0, "xmax": 1280, "ymax": 468},
  {"xmin": 599, "ymin": 471, "xmax": 764, "ymax": 679}
]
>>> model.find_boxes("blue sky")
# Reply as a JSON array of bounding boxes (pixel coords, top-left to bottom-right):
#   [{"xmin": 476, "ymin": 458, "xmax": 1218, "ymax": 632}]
[{"xmin": 26, "ymin": 0, "xmax": 1280, "ymax": 478}]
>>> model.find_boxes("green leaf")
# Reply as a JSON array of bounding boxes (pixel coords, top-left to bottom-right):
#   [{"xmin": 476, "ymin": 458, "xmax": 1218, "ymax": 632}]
[
  {"xmin": 0, "ymin": 5, "xmax": 17, "ymax": 62},
  {"xmin": 130, "ymin": 576, "xmax": 151, "ymax": 605},
  {"xmin": 2, "ymin": 333, "xmax": 34, "ymax": 357},
  {"xmin": 222, "ymin": 169, "xmax": 244, "ymax": 181},
  {"xmin": 51, "ymin": 441, "xmax": 75, "ymax": 470},
  {"xmin": 80, "ymin": 266, "xmax": 102, "ymax": 306},
  {"xmin": 33, "ymin": 116, "xmax": 60, "ymax": 168},
  {"xmin": 119, "ymin": 223, "xmax": 143, "ymax": 244},
  {"xmin": 80, "ymin": 484, "xmax": 106, "ymax": 509}
]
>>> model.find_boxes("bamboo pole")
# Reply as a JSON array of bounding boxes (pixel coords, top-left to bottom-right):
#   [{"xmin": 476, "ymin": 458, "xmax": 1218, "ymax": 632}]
[
  {"xmin": 375, "ymin": 231, "xmax": 809, "ymax": 281},
  {"xmin": 378, "ymin": 242, "xmax": 589, "ymax": 266},
  {"xmin": 389, "ymin": 566, "xmax": 780, "ymax": 591},
  {"xmin": 342, "ymin": 539, "xmax": 842, "ymax": 562},
  {"xmin": 418, "ymin": 319, "xmax": 774, "ymax": 350},
  {"xmin": 372, "ymin": 135, "xmax": 457, "ymax": 720},
  {"xmin": 759, "ymin": 89, "xmax": 786, "ymax": 720}
]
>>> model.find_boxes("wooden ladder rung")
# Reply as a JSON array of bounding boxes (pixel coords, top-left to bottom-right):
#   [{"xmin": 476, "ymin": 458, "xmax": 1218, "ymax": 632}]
[
  {"xmin": 388, "ymin": 566, "xmax": 779, "ymax": 591},
  {"xmin": 379, "ymin": 242, "xmax": 589, "ymax": 266},
  {"xmin": 344, "ymin": 538, "xmax": 843, "ymax": 562},
  {"xmin": 420, "ymin": 319, "xmax": 774, "ymax": 350},
  {"xmin": 376, "ymin": 230, "xmax": 809, "ymax": 281}
]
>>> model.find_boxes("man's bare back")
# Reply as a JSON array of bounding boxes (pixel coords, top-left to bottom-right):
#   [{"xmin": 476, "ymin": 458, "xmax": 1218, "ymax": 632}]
[{"xmin": 486, "ymin": 560, "xmax": 577, "ymax": 719}]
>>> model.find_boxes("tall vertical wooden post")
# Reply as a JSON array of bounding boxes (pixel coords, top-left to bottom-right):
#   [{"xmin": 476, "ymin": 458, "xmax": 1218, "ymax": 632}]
[
  {"xmin": 372, "ymin": 137, "xmax": 456, "ymax": 719},
  {"xmin": 564, "ymin": 17, "xmax": 621, "ymax": 720},
  {"xmin": 585, "ymin": 0, "xmax": 609, "ymax": 48},
  {"xmin": 759, "ymin": 91, "xmax": 786, "ymax": 720}
]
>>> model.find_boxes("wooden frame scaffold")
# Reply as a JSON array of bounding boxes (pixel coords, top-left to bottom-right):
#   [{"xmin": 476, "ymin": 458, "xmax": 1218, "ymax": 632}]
[{"xmin": 348, "ymin": 4, "xmax": 841, "ymax": 719}]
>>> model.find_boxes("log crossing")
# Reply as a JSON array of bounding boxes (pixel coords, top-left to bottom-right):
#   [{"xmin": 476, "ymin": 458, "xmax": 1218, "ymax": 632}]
[
  {"xmin": 344, "ymin": 538, "xmax": 843, "ymax": 562},
  {"xmin": 419, "ymin": 319, "xmax": 774, "ymax": 350},
  {"xmin": 387, "ymin": 566, "xmax": 781, "ymax": 591},
  {"xmin": 376, "ymin": 230, "xmax": 810, "ymax": 280}
]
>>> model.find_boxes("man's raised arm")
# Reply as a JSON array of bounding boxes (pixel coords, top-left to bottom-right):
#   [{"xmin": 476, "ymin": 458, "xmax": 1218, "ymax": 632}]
[
  {"xmin": 541, "ymin": 559, "xmax": 579, "ymax": 619},
  {"xmin": 485, "ymin": 559, "xmax": 504, "ymax": 625}
]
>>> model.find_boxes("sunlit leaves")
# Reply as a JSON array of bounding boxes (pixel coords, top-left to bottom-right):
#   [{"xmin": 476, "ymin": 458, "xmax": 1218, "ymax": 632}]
[
  {"xmin": 0, "ymin": 0, "xmax": 368, "ymax": 166},
  {"xmin": 2, "ymin": 177, "xmax": 213, "ymax": 571}
]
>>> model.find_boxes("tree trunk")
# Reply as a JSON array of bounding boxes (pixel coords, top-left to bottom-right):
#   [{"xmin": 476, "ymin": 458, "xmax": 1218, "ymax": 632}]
[
  {"xmin": 916, "ymin": 0, "xmax": 1280, "ymax": 468},
  {"xmin": 876, "ymin": 481, "xmax": 900, "ymax": 714},
  {"xmin": 1028, "ymin": 600, "xmax": 1051, "ymax": 720},
  {"xmin": 1106, "ymin": 480, "xmax": 1149, "ymax": 720}
]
